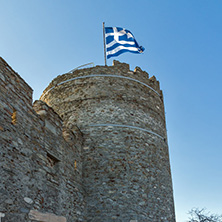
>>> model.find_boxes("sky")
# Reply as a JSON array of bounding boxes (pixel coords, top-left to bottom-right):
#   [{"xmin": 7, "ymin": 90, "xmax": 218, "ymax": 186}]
[{"xmin": 1, "ymin": 0, "xmax": 222, "ymax": 221}]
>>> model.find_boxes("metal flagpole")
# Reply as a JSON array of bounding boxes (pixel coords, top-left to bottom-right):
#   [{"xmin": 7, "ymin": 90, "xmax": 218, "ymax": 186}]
[{"xmin": 103, "ymin": 22, "xmax": 107, "ymax": 66}]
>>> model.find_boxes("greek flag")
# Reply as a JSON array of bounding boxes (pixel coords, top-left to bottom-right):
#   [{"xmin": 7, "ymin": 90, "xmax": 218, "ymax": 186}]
[{"xmin": 105, "ymin": 27, "xmax": 145, "ymax": 59}]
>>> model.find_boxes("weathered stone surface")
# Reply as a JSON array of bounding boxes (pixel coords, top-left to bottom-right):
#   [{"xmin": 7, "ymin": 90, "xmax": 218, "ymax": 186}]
[
  {"xmin": 29, "ymin": 210, "xmax": 66, "ymax": 222},
  {"xmin": 0, "ymin": 57, "xmax": 84, "ymax": 222},
  {"xmin": 0, "ymin": 56, "xmax": 175, "ymax": 221},
  {"xmin": 41, "ymin": 60, "xmax": 175, "ymax": 221}
]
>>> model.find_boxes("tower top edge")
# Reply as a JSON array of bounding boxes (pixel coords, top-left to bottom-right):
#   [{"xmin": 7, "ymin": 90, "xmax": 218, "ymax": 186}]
[
  {"xmin": 40, "ymin": 60, "xmax": 162, "ymax": 100},
  {"xmin": 60, "ymin": 60, "xmax": 149, "ymax": 78}
]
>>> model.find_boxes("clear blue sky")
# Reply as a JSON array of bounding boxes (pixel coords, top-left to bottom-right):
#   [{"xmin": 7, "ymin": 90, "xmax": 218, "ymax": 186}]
[{"xmin": 1, "ymin": 1, "xmax": 222, "ymax": 221}]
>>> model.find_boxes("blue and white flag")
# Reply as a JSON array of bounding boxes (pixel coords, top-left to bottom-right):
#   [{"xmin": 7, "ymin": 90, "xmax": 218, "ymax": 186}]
[{"xmin": 105, "ymin": 27, "xmax": 145, "ymax": 59}]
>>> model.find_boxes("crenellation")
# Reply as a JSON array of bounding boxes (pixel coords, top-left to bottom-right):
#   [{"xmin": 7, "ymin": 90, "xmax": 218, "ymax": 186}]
[
  {"xmin": 148, "ymin": 75, "xmax": 161, "ymax": 93},
  {"xmin": 41, "ymin": 61, "xmax": 162, "ymax": 102},
  {"xmin": 134, "ymin": 66, "xmax": 149, "ymax": 78},
  {"xmin": 112, "ymin": 59, "xmax": 130, "ymax": 71}
]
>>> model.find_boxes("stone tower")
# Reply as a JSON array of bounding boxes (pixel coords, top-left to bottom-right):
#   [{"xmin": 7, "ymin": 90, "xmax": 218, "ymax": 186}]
[{"xmin": 40, "ymin": 60, "xmax": 175, "ymax": 221}]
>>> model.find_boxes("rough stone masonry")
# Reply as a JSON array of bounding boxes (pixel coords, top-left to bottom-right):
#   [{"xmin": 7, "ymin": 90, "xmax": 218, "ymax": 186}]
[{"xmin": 0, "ymin": 57, "xmax": 176, "ymax": 222}]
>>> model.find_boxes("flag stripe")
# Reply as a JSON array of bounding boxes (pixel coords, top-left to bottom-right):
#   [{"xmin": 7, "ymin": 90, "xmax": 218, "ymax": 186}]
[
  {"xmin": 107, "ymin": 49, "xmax": 140, "ymax": 59},
  {"xmin": 106, "ymin": 40, "xmax": 136, "ymax": 48},
  {"xmin": 107, "ymin": 45, "xmax": 140, "ymax": 56},
  {"xmin": 107, "ymin": 48, "xmax": 140, "ymax": 59},
  {"xmin": 106, "ymin": 41, "xmax": 139, "ymax": 53}
]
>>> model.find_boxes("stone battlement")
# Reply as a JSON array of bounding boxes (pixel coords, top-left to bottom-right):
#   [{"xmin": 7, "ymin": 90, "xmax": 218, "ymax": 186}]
[{"xmin": 41, "ymin": 60, "xmax": 162, "ymax": 101}]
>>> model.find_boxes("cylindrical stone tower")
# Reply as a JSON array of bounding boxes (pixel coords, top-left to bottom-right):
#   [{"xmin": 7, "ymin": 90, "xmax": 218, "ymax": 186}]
[{"xmin": 40, "ymin": 61, "xmax": 175, "ymax": 222}]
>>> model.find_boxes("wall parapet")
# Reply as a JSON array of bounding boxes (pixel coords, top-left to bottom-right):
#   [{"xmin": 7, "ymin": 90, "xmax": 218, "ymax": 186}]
[{"xmin": 41, "ymin": 60, "xmax": 162, "ymax": 101}]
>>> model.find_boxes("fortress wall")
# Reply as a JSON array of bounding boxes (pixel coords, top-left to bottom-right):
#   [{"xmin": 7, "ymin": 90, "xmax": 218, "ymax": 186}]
[
  {"xmin": 0, "ymin": 57, "xmax": 175, "ymax": 222},
  {"xmin": 0, "ymin": 58, "xmax": 84, "ymax": 222},
  {"xmin": 41, "ymin": 61, "xmax": 175, "ymax": 222}
]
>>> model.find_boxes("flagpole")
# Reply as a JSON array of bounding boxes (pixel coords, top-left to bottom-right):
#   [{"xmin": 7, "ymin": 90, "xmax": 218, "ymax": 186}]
[{"xmin": 103, "ymin": 22, "xmax": 107, "ymax": 66}]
